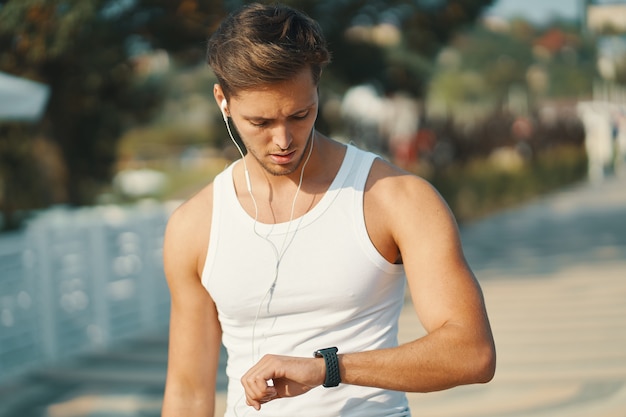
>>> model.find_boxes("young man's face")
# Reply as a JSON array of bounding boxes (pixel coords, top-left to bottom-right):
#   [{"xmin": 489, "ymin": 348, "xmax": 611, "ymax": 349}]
[{"xmin": 224, "ymin": 68, "xmax": 319, "ymax": 177}]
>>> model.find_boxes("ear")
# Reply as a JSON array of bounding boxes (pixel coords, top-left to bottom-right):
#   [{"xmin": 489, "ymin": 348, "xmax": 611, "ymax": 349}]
[{"xmin": 213, "ymin": 84, "xmax": 228, "ymax": 118}]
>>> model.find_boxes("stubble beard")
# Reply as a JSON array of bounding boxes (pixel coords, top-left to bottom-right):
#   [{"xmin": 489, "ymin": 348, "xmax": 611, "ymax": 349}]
[{"xmin": 248, "ymin": 132, "xmax": 314, "ymax": 177}]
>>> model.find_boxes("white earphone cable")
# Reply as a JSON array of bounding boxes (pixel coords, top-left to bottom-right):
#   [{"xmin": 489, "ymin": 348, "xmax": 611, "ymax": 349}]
[{"xmin": 223, "ymin": 108, "xmax": 315, "ymax": 417}]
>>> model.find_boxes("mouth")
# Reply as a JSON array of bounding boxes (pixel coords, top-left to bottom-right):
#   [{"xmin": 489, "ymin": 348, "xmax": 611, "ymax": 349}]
[{"xmin": 269, "ymin": 150, "xmax": 296, "ymax": 164}]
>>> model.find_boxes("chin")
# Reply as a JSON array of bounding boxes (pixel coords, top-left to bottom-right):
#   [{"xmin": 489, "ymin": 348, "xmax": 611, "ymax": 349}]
[
  {"xmin": 261, "ymin": 156, "xmax": 304, "ymax": 177},
  {"xmin": 266, "ymin": 164, "xmax": 297, "ymax": 176}
]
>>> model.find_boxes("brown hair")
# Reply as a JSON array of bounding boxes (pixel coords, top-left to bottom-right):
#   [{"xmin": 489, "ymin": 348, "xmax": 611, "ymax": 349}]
[{"xmin": 207, "ymin": 3, "xmax": 331, "ymax": 98}]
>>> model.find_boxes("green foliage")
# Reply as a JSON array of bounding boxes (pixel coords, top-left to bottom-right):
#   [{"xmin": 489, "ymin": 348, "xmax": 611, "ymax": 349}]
[
  {"xmin": 0, "ymin": 0, "xmax": 498, "ymax": 230},
  {"xmin": 431, "ymin": 145, "xmax": 588, "ymax": 223},
  {"xmin": 428, "ymin": 20, "xmax": 598, "ymax": 120},
  {"xmin": 0, "ymin": 0, "xmax": 226, "ymax": 221},
  {"xmin": 277, "ymin": 0, "xmax": 495, "ymax": 95},
  {"xmin": 0, "ymin": 124, "xmax": 67, "ymax": 229}
]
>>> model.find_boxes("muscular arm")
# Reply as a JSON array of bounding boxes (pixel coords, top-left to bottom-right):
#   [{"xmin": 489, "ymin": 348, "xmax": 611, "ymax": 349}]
[
  {"xmin": 339, "ymin": 160, "xmax": 495, "ymax": 391},
  {"xmin": 241, "ymin": 160, "xmax": 495, "ymax": 409},
  {"xmin": 161, "ymin": 190, "xmax": 223, "ymax": 417}
]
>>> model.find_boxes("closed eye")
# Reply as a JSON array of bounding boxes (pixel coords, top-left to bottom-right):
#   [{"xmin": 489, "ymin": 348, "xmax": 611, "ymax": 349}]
[
  {"xmin": 247, "ymin": 109, "xmax": 311, "ymax": 128},
  {"xmin": 292, "ymin": 111, "xmax": 310, "ymax": 120}
]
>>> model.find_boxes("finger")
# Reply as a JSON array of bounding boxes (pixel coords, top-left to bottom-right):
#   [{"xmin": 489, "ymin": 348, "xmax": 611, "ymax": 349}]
[
  {"xmin": 244, "ymin": 385, "xmax": 275, "ymax": 410},
  {"xmin": 244, "ymin": 374, "xmax": 270, "ymax": 395},
  {"xmin": 260, "ymin": 386, "xmax": 277, "ymax": 402},
  {"xmin": 245, "ymin": 398, "xmax": 261, "ymax": 411},
  {"xmin": 242, "ymin": 375, "xmax": 272, "ymax": 409}
]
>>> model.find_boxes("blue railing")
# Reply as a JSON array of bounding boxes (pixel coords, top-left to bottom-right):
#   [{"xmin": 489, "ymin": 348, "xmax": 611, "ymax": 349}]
[{"xmin": 0, "ymin": 201, "xmax": 179, "ymax": 383}]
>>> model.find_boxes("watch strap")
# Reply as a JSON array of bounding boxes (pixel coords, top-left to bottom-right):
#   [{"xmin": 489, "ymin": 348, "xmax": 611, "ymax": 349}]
[{"xmin": 314, "ymin": 346, "xmax": 341, "ymax": 387}]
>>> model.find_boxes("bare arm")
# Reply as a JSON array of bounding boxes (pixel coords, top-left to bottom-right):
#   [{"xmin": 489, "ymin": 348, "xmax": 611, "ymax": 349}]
[
  {"xmin": 161, "ymin": 192, "xmax": 222, "ymax": 417},
  {"xmin": 339, "ymin": 161, "xmax": 495, "ymax": 391},
  {"xmin": 240, "ymin": 161, "xmax": 495, "ymax": 409}
]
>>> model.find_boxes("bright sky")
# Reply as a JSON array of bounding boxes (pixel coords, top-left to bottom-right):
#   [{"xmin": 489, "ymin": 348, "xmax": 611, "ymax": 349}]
[{"xmin": 483, "ymin": 0, "xmax": 582, "ymax": 24}]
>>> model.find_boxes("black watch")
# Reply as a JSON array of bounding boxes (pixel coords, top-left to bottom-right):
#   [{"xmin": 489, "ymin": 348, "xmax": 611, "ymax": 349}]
[{"xmin": 314, "ymin": 346, "xmax": 341, "ymax": 387}]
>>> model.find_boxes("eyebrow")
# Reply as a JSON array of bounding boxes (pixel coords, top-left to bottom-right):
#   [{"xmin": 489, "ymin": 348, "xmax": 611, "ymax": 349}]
[{"xmin": 242, "ymin": 103, "xmax": 315, "ymax": 122}]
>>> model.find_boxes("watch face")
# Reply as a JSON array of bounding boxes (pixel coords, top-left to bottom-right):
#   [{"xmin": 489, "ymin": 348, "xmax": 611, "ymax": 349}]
[{"xmin": 314, "ymin": 347, "xmax": 338, "ymax": 357}]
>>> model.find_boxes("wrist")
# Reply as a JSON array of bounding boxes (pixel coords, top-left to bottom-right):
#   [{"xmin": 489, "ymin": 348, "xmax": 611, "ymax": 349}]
[{"xmin": 313, "ymin": 347, "xmax": 341, "ymax": 387}]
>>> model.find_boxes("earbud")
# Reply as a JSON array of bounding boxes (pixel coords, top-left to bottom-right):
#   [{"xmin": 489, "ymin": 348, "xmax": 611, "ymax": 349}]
[
  {"xmin": 219, "ymin": 97, "xmax": 251, "ymax": 193},
  {"xmin": 220, "ymin": 98, "xmax": 228, "ymax": 122}
]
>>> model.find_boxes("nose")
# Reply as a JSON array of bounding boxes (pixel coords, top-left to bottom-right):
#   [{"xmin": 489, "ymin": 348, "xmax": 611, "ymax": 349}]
[{"xmin": 272, "ymin": 124, "xmax": 292, "ymax": 151}]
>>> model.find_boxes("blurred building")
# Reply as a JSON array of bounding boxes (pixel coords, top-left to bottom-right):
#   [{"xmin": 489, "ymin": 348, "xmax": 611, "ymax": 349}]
[
  {"xmin": 577, "ymin": 2, "xmax": 626, "ymax": 181},
  {"xmin": 586, "ymin": 2, "xmax": 626, "ymax": 33}
]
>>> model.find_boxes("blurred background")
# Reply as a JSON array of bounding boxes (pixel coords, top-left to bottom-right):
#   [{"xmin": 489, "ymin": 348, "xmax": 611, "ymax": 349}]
[
  {"xmin": 1, "ymin": 1, "xmax": 625, "ymax": 416},
  {"xmin": 5, "ymin": 0, "xmax": 626, "ymax": 228}
]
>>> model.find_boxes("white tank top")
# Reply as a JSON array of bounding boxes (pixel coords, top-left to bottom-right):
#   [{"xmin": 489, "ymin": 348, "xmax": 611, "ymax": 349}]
[{"xmin": 202, "ymin": 144, "xmax": 410, "ymax": 417}]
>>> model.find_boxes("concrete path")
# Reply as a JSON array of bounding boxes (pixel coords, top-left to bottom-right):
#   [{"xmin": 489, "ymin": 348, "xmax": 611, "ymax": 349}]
[
  {"xmin": 402, "ymin": 174, "xmax": 626, "ymax": 417},
  {"xmin": 1, "ymin": 174, "xmax": 625, "ymax": 417}
]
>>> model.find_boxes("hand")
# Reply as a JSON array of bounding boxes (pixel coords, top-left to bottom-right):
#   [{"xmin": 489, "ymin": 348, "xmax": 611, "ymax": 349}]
[{"xmin": 241, "ymin": 354, "xmax": 325, "ymax": 410}]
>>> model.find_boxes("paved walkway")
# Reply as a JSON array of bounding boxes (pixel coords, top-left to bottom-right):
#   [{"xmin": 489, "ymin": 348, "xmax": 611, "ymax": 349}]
[
  {"xmin": 1, "ymin": 174, "xmax": 625, "ymax": 417},
  {"xmin": 402, "ymin": 174, "xmax": 626, "ymax": 417}
]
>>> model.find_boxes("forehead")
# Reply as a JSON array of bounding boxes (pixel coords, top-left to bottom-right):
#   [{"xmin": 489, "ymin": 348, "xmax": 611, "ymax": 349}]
[{"xmin": 230, "ymin": 68, "xmax": 318, "ymax": 113}]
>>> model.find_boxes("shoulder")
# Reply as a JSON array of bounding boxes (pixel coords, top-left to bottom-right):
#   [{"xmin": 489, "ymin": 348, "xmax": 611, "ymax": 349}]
[
  {"xmin": 365, "ymin": 157, "xmax": 459, "ymax": 248},
  {"xmin": 164, "ymin": 182, "xmax": 215, "ymax": 280},
  {"xmin": 366, "ymin": 157, "xmax": 448, "ymax": 216},
  {"xmin": 359, "ymin": 155, "xmax": 455, "ymax": 264}
]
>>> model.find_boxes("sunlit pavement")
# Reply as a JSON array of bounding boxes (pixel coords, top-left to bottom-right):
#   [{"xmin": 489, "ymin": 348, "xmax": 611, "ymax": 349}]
[
  {"xmin": 1, "ymin": 173, "xmax": 625, "ymax": 417},
  {"xmin": 404, "ymin": 172, "xmax": 626, "ymax": 417}
]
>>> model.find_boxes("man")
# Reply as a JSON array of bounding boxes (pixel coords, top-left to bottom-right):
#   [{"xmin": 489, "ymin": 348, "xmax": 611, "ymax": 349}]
[{"xmin": 162, "ymin": 3, "xmax": 495, "ymax": 417}]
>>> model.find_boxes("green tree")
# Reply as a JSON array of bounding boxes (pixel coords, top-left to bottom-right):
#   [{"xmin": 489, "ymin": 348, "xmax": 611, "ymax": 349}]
[
  {"xmin": 427, "ymin": 19, "xmax": 597, "ymax": 121},
  {"xmin": 0, "ymin": 0, "xmax": 225, "ymax": 223},
  {"xmin": 0, "ymin": 0, "xmax": 496, "ymax": 230},
  {"xmin": 279, "ymin": 0, "xmax": 495, "ymax": 96}
]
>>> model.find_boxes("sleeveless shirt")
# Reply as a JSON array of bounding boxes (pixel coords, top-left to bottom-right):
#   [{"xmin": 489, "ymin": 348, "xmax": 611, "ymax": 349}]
[{"xmin": 201, "ymin": 144, "xmax": 410, "ymax": 417}]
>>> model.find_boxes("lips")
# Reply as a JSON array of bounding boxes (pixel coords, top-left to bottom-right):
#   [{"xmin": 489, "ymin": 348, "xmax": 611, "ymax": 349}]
[{"xmin": 270, "ymin": 150, "xmax": 296, "ymax": 164}]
